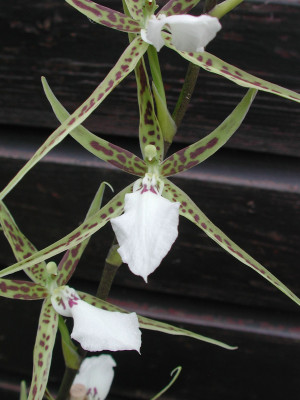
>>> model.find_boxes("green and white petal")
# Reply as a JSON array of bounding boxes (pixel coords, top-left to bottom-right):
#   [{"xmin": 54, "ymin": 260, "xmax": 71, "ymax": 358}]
[
  {"xmin": 57, "ymin": 182, "xmax": 113, "ymax": 286},
  {"xmin": 28, "ymin": 298, "xmax": 58, "ymax": 400},
  {"xmin": 161, "ymin": 89, "xmax": 257, "ymax": 177},
  {"xmin": 0, "ymin": 184, "xmax": 133, "ymax": 278},
  {"xmin": 159, "ymin": 0, "xmax": 201, "ymax": 17},
  {"xmin": 163, "ymin": 180, "xmax": 300, "ymax": 307},
  {"xmin": 51, "ymin": 286, "xmax": 141, "ymax": 352},
  {"xmin": 111, "ymin": 180, "xmax": 180, "ymax": 282},
  {"xmin": 0, "ymin": 38, "xmax": 148, "ymax": 201},
  {"xmin": 78, "ymin": 292, "xmax": 236, "ymax": 350},
  {"xmin": 135, "ymin": 58, "xmax": 164, "ymax": 161},
  {"xmin": 42, "ymin": 77, "xmax": 147, "ymax": 177},
  {"xmin": 164, "ymin": 34, "xmax": 300, "ymax": 103},
  {"xmin": 66, "ymin": 0, "xmax": 141, "ymax": 32},
  {"xmin": 0, "ymin": 279, "xmax": 48, "ymax": 300},
  {"xmin": 0, "ymin": 200, "xmax": 48, "ymax": 285},
  {"xmin": 73, "ymin": 355, "xmax": 116, "ymax": 400}
]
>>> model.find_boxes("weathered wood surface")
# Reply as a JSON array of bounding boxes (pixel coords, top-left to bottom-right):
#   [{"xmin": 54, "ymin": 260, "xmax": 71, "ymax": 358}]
[
  {"xmin": 0, "ymin": 0, "xmax": 299, "ymax": 156},
  {"xmin": 0, "ymin": 0, "xmax": 300, "ymax": 399}
]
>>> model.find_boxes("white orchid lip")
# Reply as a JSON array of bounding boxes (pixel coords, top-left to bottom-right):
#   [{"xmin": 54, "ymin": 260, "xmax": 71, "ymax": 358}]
[
  {"xmin": 141, "ymin": 14, "xmax": 221, "ymax": 52},
  {"xmin": 51, "ymin": 286, "xmax": 141, "ymax": 352},
  {"xmin": 111, "ymin": 175, "xmax": 180, "ymax": 282}
]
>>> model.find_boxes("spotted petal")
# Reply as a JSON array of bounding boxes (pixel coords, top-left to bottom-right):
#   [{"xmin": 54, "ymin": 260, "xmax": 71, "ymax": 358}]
[
  {"xmin": 163, "ymin": 180, "xmax": 300, "ymax": 307},
  {"xmin": 159, "ymin": 0, "xmax": 201, "ymax": 17},
  {"xmin": 73, "ymin": 355, "xmax": 116, "ymax": 400},
  {"xmin": 135, "ymin": 58, "xmax": 164, "ymax": 161},
  {"xmin": 66, "ymin": 0, "xmax": 140, "ymax": 33},
  {"xmin": 28, "ymin": 298, "xmax": 58, "ymax": 400},
  {"xmin": 0, "ymin": 200, "xmax": 48, "ymax": 285},
  {"xmin": 51, "ymin": 286, "xmax": 141, "ymax": 352},
  {"xmin": 164, "ymin": 33, "xmax": 300, "ymax": 103},
  {"xmin": 0, "ymin": 38, "xmax": 147, "ymax": 201},
  {"xmin": 161, "ymin": 88, "xmax": 257, "ymax": 177},
  {"xmin": 78, "ymin": 292, "xmax": 236, "ymax": 349},
  {"xmin": 57, "ymin": 182, "xmax": 113, "ymax": 286},
  {"xmin": 0, "ymin": 279, "xmax": 48, "ymax": 300},
  {"xmin": 124, "ymin": 0, "xmax": 144, "ymax": 24},
  {"xmin": 111, "ymin": 188, "xmax": 180, "ymax": 282},
  {"xmin": 0, "ymin": 184, "xmax": 133, "ymax": 278},
  {"xmin": 42, "ymin": 77, "xmax": 146, "ymax": 177}
]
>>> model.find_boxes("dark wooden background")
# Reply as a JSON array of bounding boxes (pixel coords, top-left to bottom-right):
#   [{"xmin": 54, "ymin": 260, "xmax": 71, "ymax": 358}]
[{"xmin": 0, "ymin": 0, "xmax": 300, "ymax": 399}]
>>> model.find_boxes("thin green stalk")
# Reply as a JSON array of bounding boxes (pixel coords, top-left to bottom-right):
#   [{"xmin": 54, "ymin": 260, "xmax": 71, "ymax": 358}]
[
  {"xmin": 209, "ymin": 0, "xmax": 244, "ymax": 18},
  {"xmin": 147, "ymin": 45, "xmax": 167, "ymax": 106}
]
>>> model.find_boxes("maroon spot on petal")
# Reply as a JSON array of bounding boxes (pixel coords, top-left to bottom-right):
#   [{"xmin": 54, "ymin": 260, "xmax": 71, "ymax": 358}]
[
  {"xmin": 206, "ymin": 59, "xmax": 212, "ymax": 66},
  {"xmin": 100, "ymin": 213, "xmax": 107, "ymax": 219},
  {"xmin": 90, "ymin": 141, "xmax": 114, "ymax": 156},
  {"xmin": 117, "ymin": 154, "xmax": 126, "ymax": 163},
  {"xmin": 214, "ymin": 234, "xmax": 222, "ymax": 242},
  {"xmin": 68, "ymin": 117, "xmax": 76, "ymax": 126},
  {"xmin": 190, "ymin": 138, "xmax": 218, "ymax": 159},
  {"xmin": 194, "ymin": 214, "xmax": 200, "ymax": 222}
]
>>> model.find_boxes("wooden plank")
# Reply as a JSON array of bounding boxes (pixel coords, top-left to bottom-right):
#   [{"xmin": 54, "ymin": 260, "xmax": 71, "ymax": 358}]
[{"xmin": 0, "ymin": 1, "xmax": 299, "ymax": 156}]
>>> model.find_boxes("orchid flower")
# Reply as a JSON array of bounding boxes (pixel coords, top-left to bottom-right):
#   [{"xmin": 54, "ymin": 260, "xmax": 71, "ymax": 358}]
[
  {"xmin": 0, "ymin": 195, "xmax": 232, "ymax": 400},
  {"xmin": 1, "ymin": 75, "xmax": 300, "ymax": 309},
  {"xmin": 72, "ymin": 355, "xmax": 116, "ymax": 400}
]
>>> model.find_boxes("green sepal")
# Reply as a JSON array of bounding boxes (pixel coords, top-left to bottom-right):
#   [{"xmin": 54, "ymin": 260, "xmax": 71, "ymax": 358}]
[
  {"xmin": 66, "ymin": 0, "xmax": 141, "ymax": 32},
  {"xmin": 124, "ymin": 0, "xmax": 145, "ymax": 24},
  {"xmin": 57, "ymin": 182, "xmax": 114, "ymax": 286},
  {"xmin": 0, "ymin": 200, "xmax": 48, "ymax": 285},
  {"xmin": 42, "ymin": 77, "xmax": 147, "ymax": 177},
  {"xmin": 159, "ymin": 0, "xmax": 201, "ymax": 17},
  {"xmin": 0, "ymin": 38, "xmax": 148, "ymax": 201},
  {"xmin": 163, "ymin": 180, "xmax": 300, "ymax": 307},
  {"xmin": 0, "ymin": 278, "xmax": 48, "ymax": 300},
  {"xmin": 161, "ymin": 89, "xmax": 257, "ymax": 176},
  {"xmin": 78, "ymin": 291, "xmax": 237, "ymax": 350},
  {"xmin": 0, "ymin": 184, "xmax": 133, "ymax": 278},
  {"xmin": 152, "ymin": 82, "xmax": 177, "ymax": 146},
  {"xmin": 58, "ymin": 316, "xmax": 81, "ymax": 369},
  {"xmin": 135, "ymin": 58, "xmax": 164, "ymax": 162},
  {"xmin": 163, "ymin": 33, "xmax": 300, "ymax": 103},
  {"xmin": 209, "ymin": 0, "xmax": 244, "ymax": 19},
  {"xmin": 28, "ymin": 298, "xmax": 58, "ymax": 400},
  {"xmin": 19, "ymin": 381, "xmax": 27, "ymax": 400}
]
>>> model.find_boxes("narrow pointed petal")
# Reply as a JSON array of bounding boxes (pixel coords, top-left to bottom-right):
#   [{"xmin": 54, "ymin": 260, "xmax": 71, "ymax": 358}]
[
  {"xmin": 161, "ymin": 89, "xmax": 257, "ymax": 177},
  {"xmin": 135, "ymin": 59, "xmax": 164, "ymax": 161},
  {"xmin": 159, "ymin": 0, "xmax": 201, "ymax": 17},
  {"xmin": 66, "ymin": 0, "xmax": 140, "ymax": 33},
  {"xmin": 0, "ymin": 200, "xmax": 48, "ymax": 285},
  {"xmin": 111, "ymin": 190, "xmax": 180, "ymax": 282},
  {"xmin": 0, "ymin": 184, "xmax": 133, "ymax": 278},
  {"xmin": 57, "ymin": 182, "xmax": 112, "ymax": 286},
  {"xmin": 78, "ymin": 292, "xmax": 236, "ymax": 350},
  {"xmin": 51, "ymin": 286, "xmax": 141, "ymax": 352},
  {"xmin": 42, "ymin": 77, "xmax": 147, "ymax": 177},
  {"xmin": 163, "ymin": 180, "xmax": 300, "ymax": 307},
  {"xmin": 164, "ymin": 33, "xmax": 300, "ymax": 103},
  {"xmin": 124, "ymin": 0, "xmax": 145, "ymax": 24},
  {"xmin": 0, "ymin": 279, "xmax": 48, "ymax": 300},
  {"xmin": 28, "ymin": 298, "xmax": 58, "ymax": 400},
  {"xmin": 0, "ymin": 38, "xmax": 147, "ymax": 201},
  {"xmin": 73, "ymin": 355, "xmax": 116, "ymax": 400}
]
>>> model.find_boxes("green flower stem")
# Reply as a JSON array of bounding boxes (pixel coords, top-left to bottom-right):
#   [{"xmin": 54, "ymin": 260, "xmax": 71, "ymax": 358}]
[
  {"xmin": 147, "ymin": 45, "xmax": 167, "ymax": 106},
  {"xmin": 56, "ymin": 367, "xmax": 79, "ymax": 400},
  {"xmin": 209, "ymin": 0, "xmax": 244, "ymax": 18}
]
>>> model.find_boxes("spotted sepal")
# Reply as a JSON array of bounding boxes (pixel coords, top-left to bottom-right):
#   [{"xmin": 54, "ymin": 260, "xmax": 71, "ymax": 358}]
[
  {"xmin": 0, "ymin": 200, "xmax": 48, "ymax": 285},
  {"xmin": 0, "ymin": 184, "xmax": 134, "ymax": 278},
  {"xmin": 78, "ymin": 291, "xmax": 236, "ymax": 350},
  {"xmin": 163, "ymin": 180, "xmax": 300, "ymax": 307},
  {"xmin": 65, "ymin": 0, "xmax": 141, "ymax": 33},
  {"xmin": 0, "ymin": 38, "xmax": 148, "ymax": 201},
  {"xmin": 124, "ymin": 0, "xmax": 144, "ymax": 24},
  {"xmin": 159, "ymin": 0, "xmax": 201, "ymax": 17},
  {"xmin": 161, "ymin": 89, "xmax": 257, "ymax": 177},
  {"xmin": 42, "ymin": 77, "xmax": 147, "ymax": 177},
  {"xmin": 135, "ymin": 58, "xmax": 164, "ymax": 161},
  {"xmin": 163, "ymin": 33, "xmax": 300, "ymax": 103},
  {"xmin": 28, "ymin": 298, "xmax": 58, "ymax": 400},
  {"xmin": 0, "ymin": 278, "xmax": 48, "ymax": 300},
  {"xmin": 57, "ymin": 182, "xmax": 111, "ymax": 286}
]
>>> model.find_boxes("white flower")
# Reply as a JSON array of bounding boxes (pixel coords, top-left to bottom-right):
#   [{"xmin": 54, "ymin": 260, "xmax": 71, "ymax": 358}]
[
  {"xmin": 72, "ymin": 355, "xmax": 116, "ymax": 400},
  {"xmin": 51, "ymin": 286, "xmax": 141, "ymax": 352},
  {"xmin": 111, "ymin": 175, "xmax": 180, "ymax": 282},
  {"xmin": 141, "ymin": 14, "xmax": 221, "ymax": 52}
]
